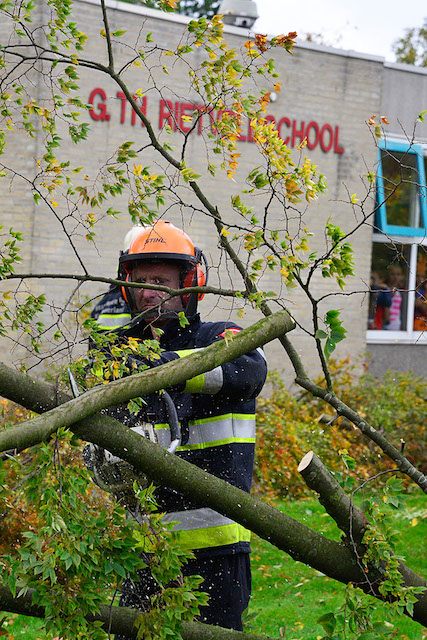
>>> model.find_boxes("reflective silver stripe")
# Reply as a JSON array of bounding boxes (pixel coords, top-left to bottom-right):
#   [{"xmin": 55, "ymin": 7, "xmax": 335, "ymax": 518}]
[
  {"xmin": 183, "ymin": 415, "xmax": 255, "ymax": 448},
  {"xmin": 256, "ymin": 347, "xmax": 267, "ymax": 361},
  {"xmin": 203, "ymin": 366, "xmax": 223, "ymax": 393},
  {"xmin": 154, "ymin": 426, "xmax": 172, "ymax": 448},
  {"xmin": 162, "ymin": 507, "xmax": 235, "ymax": 531},
  {"xmin": 154, "ymin": 415, "xmax": 255, "ymax": 450}
]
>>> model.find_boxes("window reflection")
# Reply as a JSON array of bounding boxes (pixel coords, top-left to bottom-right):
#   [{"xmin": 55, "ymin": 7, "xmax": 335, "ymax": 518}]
[
  {"xmin": 414, "ymin": 248, "xmax": 427, "ymax": 331},
  {"xmin": 368, "ymin": 243, "xmax": 409, "ymax": 331}
]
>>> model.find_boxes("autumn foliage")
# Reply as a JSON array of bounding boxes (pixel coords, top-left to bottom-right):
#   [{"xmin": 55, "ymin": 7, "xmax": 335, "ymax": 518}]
[{"xmin": 254, "ymin": 360, "xmax": 427, "ymax": 499}]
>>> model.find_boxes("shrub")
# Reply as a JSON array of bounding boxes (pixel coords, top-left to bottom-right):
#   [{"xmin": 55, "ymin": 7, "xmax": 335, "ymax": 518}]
[{"xmin": 254, "ymin": 361, "xmax": 427, "ymax": 499}]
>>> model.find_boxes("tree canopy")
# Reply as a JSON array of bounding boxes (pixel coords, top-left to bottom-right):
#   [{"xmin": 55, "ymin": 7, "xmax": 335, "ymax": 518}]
[{"xmin": 393, "ymin": 18, "xmax": 427, "ymax": 67}]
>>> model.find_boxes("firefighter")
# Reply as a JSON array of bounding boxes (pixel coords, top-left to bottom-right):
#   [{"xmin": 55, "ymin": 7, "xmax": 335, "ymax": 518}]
[{"xmin": 90, "ymin": 220, "xmax": 267, "ymax": 633}]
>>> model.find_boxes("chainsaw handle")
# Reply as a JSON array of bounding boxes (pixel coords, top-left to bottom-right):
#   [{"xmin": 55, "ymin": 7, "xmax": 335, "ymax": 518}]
[{"xmin": 160, "ymin": 390, "xmax": 181, "ymax": 454}]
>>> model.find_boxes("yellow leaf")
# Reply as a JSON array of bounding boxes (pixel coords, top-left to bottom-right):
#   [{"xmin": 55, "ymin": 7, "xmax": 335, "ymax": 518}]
[
  {"xmin": 133, "ymin": 59, "xmax": 143, "ymax": 67},
  {"xmin": 133, "ymin": 164, "xmax": 142, "ymax": 176},
  {"xmin": 50, "ymin": 200, "xmax": 59, "ymax": 208},
  {"xmin": 350, "ymin": 193, "xmax": 359, "ymax": 204},
  {"xmin": 135, "ymin": 88, "xmax": 144, "ymax": 97},
  {"xmin": 221, "ymin": 227, "xmax": 229, "ymax": 237},
  {"xmin": 274, "ymin": 82, "xmax": 282, "ymax": 92},
  {"xmin": 411, "ymin": 518, "xmax": 418, "ymax": 527},
  {"xmin": 100, "ymin": 29, "xmax": 106, "ymax": 38}
]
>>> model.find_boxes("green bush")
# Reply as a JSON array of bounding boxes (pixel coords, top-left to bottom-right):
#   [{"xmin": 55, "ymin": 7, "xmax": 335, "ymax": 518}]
[
  {"xmin": 336, "ymin": 368, "xmax": 427, "ymax": 475},
  {"xmin": 254, "ymin": 362, "xmax": 426, "ymax": 499}
]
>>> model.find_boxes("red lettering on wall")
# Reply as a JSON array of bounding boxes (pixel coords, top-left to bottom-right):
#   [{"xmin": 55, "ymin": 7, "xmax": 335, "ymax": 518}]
[
  {"xmin": 116, "ymin": 92, "xmax": 127, "ymax": 124},
  {"xmin": 277, "ymin": 117, "xmax": 290, "ymax": 145},
  {"xmin": 305, "ymin": 121, "xmax": 319, "ymax": 150},
  {"xmin": 88, "ymin": 88, "xmax": 110, "ymax": 121},
  {"xmin": 333, "ymin": 126, "xmax": 344, "ymax": 154},
  {"xmin": 115, "ymin": 92, "xmax": 148, "ymax": 125},
  {"xmin": 87, "ymin": 90, "xmax": 345, "ymax": 155},
  {"xmin": 320, "ymin": 124, "xmax": 333, "ymax": 152},
  {"xmin": 292, "ymin": 120, "xmax": 305, "ymax": 147},
  {"xmin": 159, "ymin": 100, "xmax": 175, "ymax": 130},
  {"xmin": 174, "ymin": 102, "xmax": 180, "ymax": 130}
]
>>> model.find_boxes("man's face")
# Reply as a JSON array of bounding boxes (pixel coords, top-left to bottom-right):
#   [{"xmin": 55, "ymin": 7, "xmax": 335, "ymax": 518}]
[{"xmin": 130, "ymin": 262, "xmax": 183, "ymax": 326}]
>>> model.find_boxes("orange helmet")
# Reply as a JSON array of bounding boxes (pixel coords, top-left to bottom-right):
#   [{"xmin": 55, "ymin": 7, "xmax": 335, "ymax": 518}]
[{"xmin": 119, "ymin": 220, "xmax": 208, "ymax": 316}]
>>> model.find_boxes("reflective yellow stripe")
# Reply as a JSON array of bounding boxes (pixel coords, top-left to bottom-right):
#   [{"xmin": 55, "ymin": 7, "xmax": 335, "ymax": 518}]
[
  {"xmin": 138, "ymin": 522, "xmax": 250, "ymax": 553},
  {"xmin": 178, "ymin": 437, "xmax": 254, "ymax": 451},
  {"xmin": 184, "ymin": 373, "xmax": 205, "ymax": 393},
  {"xmin": 177, "ymin": 523, "xmax": 251, "ymax": 550},
  {"xmin": 177, "ymin": 413, "xmax": 256, "ymax": 451},
  {"xmin": 153, "ymin": 414, "xmax": 255, "ymax": 450},
  {"xmin": 175, "ymin": 349, "xmax": 206, "ymax": 393},
  {"xmin": 175, "ymin": 349, "xmax": 195, "ymax": 357},
  {"xmin": 96, "ymin": 313, "xmax": 131, "ymax": 329},
  {"xmin": 190, "ymin": 412, "xmax": 255, "ymax": 425}
]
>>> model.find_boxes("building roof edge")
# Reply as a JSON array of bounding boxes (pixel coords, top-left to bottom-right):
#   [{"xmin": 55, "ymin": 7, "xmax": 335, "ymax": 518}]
[
  {"xmin": 383, "ymin": 61, "xmax": 427, "ymax": 76},
  {"xmin": 74, "ymin": 0, "xmax": 427, "ymax": 72}
]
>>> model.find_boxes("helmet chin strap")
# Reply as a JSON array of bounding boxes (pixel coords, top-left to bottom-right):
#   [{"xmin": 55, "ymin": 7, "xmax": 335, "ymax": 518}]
[{"xmin": 181, "ymin": 248, "xmax": 209, "ymax": 319}]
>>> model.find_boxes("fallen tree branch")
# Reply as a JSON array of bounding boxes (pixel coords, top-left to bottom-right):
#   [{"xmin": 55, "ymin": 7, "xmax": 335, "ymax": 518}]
[
  {"xmin": 298, "ymin": 450, "xmax": 368, "ymax": 544},
  {"xmin": 298, "ymin": 450, "xmax": 427, "ymax": 614},
  {"xmin": 1, "ymin": 368, "xmax": 427, "ymax": 625},
  {"xmin": 0, "ymin": 311, "xmax": 294, "ymax": 453},
  {"xmin": 0, "ymin": 584, "xmax": 273, "ymax": 640}
]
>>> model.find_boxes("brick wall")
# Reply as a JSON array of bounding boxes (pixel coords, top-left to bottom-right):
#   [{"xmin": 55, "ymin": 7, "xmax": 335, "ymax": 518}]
[{"xmin": 0, "ymin": 0, "xmax": 387, "ymax": 380}]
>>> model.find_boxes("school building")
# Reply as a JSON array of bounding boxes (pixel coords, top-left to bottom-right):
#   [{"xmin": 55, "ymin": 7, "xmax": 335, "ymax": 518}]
[{"xmin": 1, "ymin": 0, "xmax": 427, "ymax": 379}]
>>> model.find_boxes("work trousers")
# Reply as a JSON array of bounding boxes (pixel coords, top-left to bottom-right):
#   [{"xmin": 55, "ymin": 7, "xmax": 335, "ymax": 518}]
[{"xmin": 115, "ymin": 552, "xmax": 251, "ymax": 638}]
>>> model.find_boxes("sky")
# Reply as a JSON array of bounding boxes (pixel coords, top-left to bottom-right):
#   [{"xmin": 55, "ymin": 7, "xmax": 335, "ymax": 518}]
[{"xmin": 253, "ymin": 0, "xmax": 426, "ymax": 63}]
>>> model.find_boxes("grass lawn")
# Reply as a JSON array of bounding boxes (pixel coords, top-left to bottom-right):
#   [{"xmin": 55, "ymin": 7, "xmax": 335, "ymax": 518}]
[
  {"xmin": 247, "ymin": 493, "xmax": 427, "ymax": 639},
  {"xmin": 3, "ymin": 494, "xmax": 426, "ymax": 639}
]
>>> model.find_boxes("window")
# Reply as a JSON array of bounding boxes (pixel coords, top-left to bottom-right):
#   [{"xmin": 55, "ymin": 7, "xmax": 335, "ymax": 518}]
[
  {"xmin": 376, "ymin": 140, "xmax": 427, "ymax": 236},
  {"xmin": 368, "ymin": 140, "xmax": 427, "ymax": 341}
]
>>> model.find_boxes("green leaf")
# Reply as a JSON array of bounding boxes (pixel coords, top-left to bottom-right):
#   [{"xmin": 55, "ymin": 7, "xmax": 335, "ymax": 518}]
[
  {"xmin": 178, "ymin": 311, "xmax": 189, "ymax": 328},
  {"xmin": 317, "ymin": 612, "xmax": 336, "ymax": 634},
  {"xmin": 315, "ymin": 329, "xmax": 328, "ymax": 340}
]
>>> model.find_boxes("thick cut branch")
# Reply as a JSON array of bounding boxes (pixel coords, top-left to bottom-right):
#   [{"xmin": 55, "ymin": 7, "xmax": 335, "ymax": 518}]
[
  {"xmin": 298, "ymin": 451, "xmax": 367, "ymax": 544},
  {"xmin": 298, "ymin": 451, "xmax": 427, "ymax": 609},
  {"xmin": 0, "ymin": 311, "xmax": 294, "ymax": 453},
  {"xmin": 0, "ymin": 584, "xmax": 273, "ymax": 640},
  {"xmin": 1, "ymin": 368, "xmax": 427, "ymax": 625}
]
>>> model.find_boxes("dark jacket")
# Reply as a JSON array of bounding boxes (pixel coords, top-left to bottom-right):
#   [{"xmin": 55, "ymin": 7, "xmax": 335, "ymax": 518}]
[
  {"xmin": 91, "ymin": 285, "xmax": 131, "ymax": 330},
  {"xmin": 111, "ymin": 314, "xmax": 267, "ymax": 557}
]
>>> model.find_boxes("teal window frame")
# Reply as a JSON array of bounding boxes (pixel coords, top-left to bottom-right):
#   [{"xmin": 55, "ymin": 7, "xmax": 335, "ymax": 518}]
[{"xmin": 376, "ymin": 140, "xmax": 427, "ymax": 237}]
